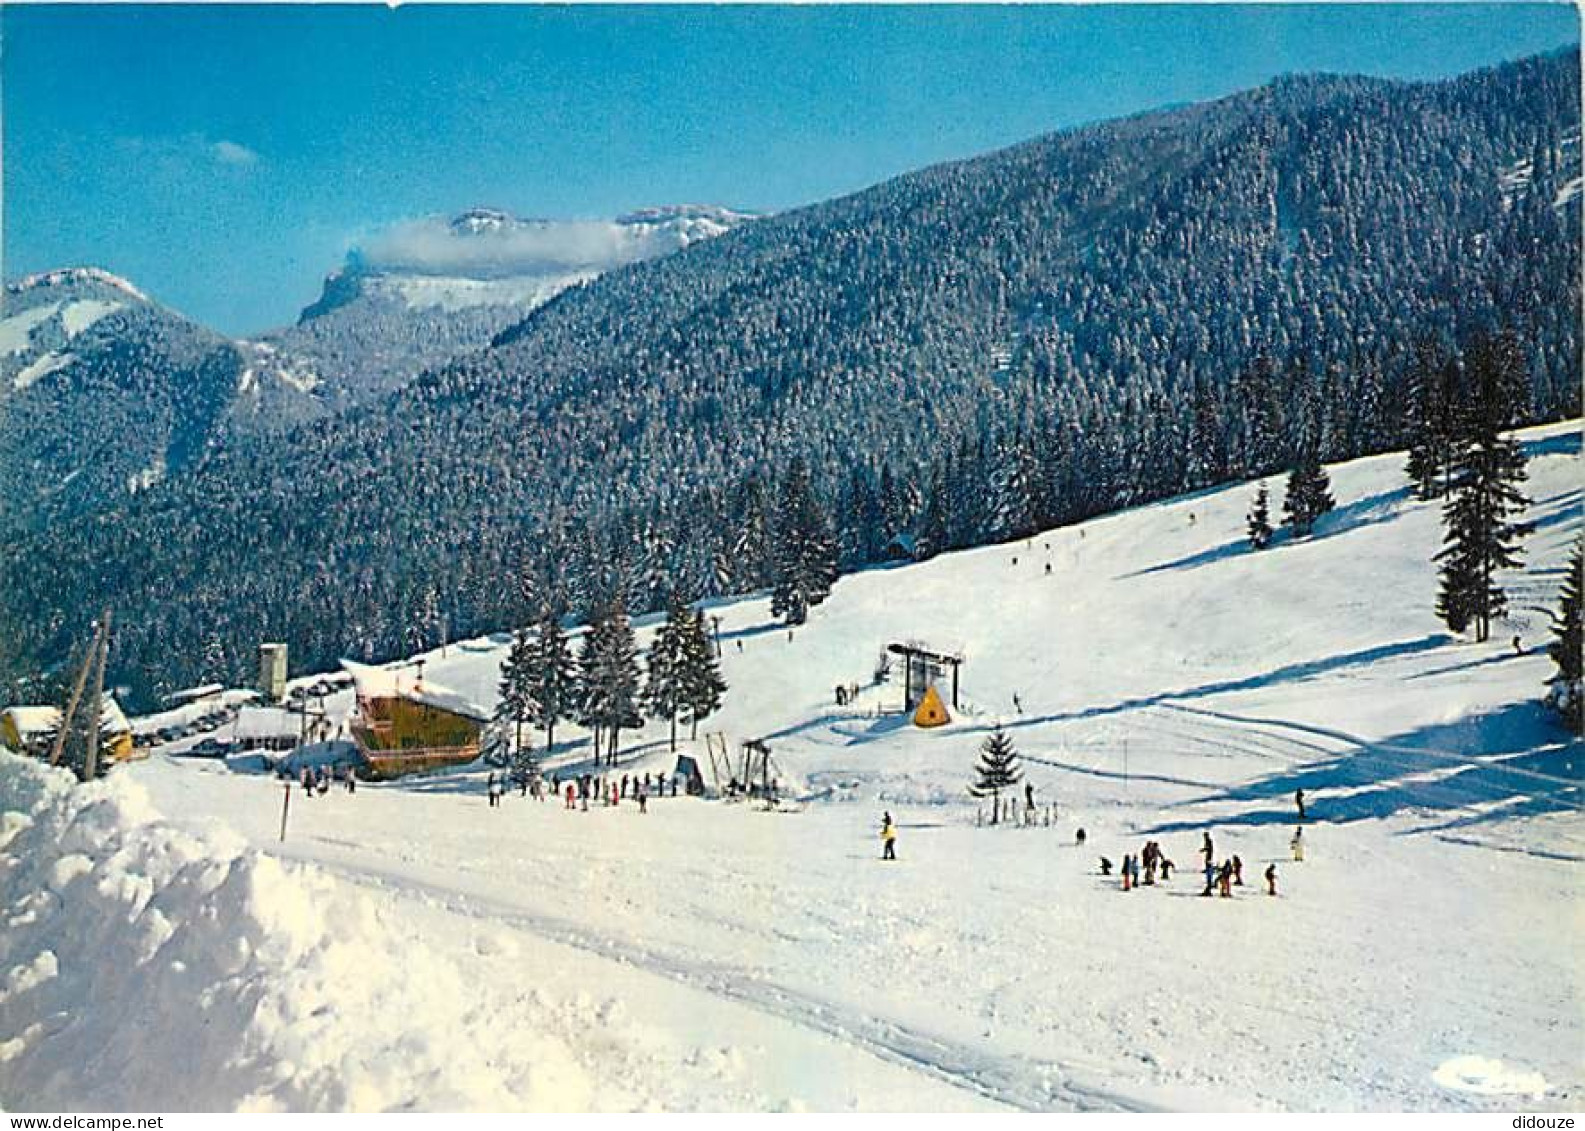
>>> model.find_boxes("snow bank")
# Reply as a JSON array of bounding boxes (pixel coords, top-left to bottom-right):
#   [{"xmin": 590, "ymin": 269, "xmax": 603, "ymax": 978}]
[{"xmin": 0, "ymin": 752, "xmax": 592, "ymax": 1111}]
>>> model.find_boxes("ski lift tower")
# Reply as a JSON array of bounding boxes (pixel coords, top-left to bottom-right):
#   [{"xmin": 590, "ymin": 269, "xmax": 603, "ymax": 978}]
[{"xmin": 886, "ymin": 642, "xmax": 964, "ymax": 711}]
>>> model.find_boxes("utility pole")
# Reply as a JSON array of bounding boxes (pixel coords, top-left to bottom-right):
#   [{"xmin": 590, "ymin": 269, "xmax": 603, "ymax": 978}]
[
  {"xmin": 48, "ymin": 634, "xmax": 97, "ymax": 768},
  {"xmin": 80, "ymin": 609, "xmax": 112, "ymax": 782}
]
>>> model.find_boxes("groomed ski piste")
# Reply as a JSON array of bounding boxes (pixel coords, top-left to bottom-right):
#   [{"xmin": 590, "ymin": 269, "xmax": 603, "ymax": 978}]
[{"xmin": 2, "ymin": 421, "xmax": 1580, "ymax": 1112}]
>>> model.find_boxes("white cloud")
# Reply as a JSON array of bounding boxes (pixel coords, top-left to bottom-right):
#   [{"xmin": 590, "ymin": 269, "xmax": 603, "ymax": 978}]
[
  {"xmin": 211, "ymin": 139, "xmax": 261, "ymax": 167},
  {"xmin": 355, "ymin": 208, "xmax": 747, "ymax": 279}
]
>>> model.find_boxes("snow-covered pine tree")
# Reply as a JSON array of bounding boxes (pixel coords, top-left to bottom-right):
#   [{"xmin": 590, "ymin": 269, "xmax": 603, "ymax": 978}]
[
  {"xmin": 1435, "ymin": 333, "xmax": 1533, "ymax": 642},
  {"xmin": 584, "ymin": 599, "xmax": 643, "ymax": 763},
  {"xmin": 992, "ymin": 434, "xmax": 1042, "ymax": 540},
  {"xmin": 1281, "ymin": 457, "xmax": 1334, "ymax": 538},
  {"xmin": 1247, "ymin": 480, "xmax": 1274, "ymax": 549},
  {"xmin": 679, "ymin": 608, "xmax": 727, "ymax": 741},
  {"xmin": 1185, "ymin": 377, "xmax": 1226, "ymax": 490},
  {"xmin": 510, "ymin": 731, "xmax": 539, "ymax": 789},
  {"xmin": 644, "ymin": 597, "xmax": 688, "ymax": 751},
  {"xmin": 528, "ymin": 609, "xmax": 576, "ymax": 755},
  {"xmin": 968, "ymin": 724, "xmax": 1023, "ymax": 825},
  {"xmin": 1404, "ymin": 339, "xmax": 1452, "ymax": 500},
  {"xmin": 1545, "ymin": 538, "xmax": 1583, "ymax": 734},
  {"xmin": 493, "ymin": 626, "xmax": 537, "ymax": 765},
  {"xmin": 770, "ymin": 458, "xmax": 839, "ymax": 626},
  {"xmin": 1281, "ymin": 381, "xmax": 1335, "ymax": 538},
  {"xmin": 202, "ymin": 634, "xmax": 230, "ymax": 686}
]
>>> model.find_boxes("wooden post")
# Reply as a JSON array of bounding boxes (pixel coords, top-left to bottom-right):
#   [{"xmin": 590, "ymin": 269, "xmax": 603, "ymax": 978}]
[
  {"xmin": 952, "ymin": 661, "xmax": 960, "ymax": 709},
  {"xmin": 280, "ymin": 781, "xmax": 291, "ymax": 842},
  {"xmin": 81, "ymin": 610, "xmax": 112, "ymax": 782},
  {"xmin": 48, "ymin": 634, "xmax": 97, "ymax": 768}
]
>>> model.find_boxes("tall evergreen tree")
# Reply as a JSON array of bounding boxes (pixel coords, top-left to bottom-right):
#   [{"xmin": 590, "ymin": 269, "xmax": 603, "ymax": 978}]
[
  {"xmin": 1545, "ymin": 539, "xmax": 1583, "ymax": 734},
  {"xmin": 771, "ymin": 458, "xmax": 840, "ymax": 626},
  {"xmin": 527, "ymin": 610, "xmax": 576, "ymax": 755},
  {"xmin": 1247, "ymin": 480, "xmax": 1274, "ymax": 550},
  {"xmin": 580, "ymin": 599, "xmax": 643, "ymax": 763},
  {"xmin": 1435, "ymin": 334, "xmax": 1533, "ymax": 642},
  {"xmin": 644, "ymin": 597, "xmax": 688, "ymax": 752},
  {"xmin": 493, "ymin": 626, "xmax": 537, "ymax": 764},
  {"xmin": 968, "ymin": 724, "xmax": 1023, "ymax": 825},
  {"xmin": 679, "ymin": 609, "xmax": 727, "ymax": 741}
]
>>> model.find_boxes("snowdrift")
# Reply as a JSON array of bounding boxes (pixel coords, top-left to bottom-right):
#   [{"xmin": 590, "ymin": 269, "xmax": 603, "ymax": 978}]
[{"xmin": 0, "ymin": 752, "xmax": 593, "ymax": 1111}]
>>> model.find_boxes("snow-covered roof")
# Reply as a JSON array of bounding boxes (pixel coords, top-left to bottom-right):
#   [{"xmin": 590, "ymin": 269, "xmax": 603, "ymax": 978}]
[
  {"xmin": 164, "ymin": 683, "xmax": 225, "ymax": 706},
  {"xmin": 341, "ymin": 660, "xmax": 489, "ymax": 721},
  {"xmin": 232, "ymin": 707, "xmax": 300, "ymax": 740},
  {"xmin": 4, "ymin": 698, "xmax": 130, "ymax": 737}
]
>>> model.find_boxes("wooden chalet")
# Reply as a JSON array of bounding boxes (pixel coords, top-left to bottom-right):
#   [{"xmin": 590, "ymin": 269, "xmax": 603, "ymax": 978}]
[{"xmin": 343, "ymin": 660, "xmax": 488, "ymax": 780}]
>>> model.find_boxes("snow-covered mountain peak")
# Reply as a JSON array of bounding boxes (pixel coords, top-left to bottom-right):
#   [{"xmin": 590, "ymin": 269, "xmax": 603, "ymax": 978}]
[{"xmin": 5, "ymin": 266, "xmax": 151, "ymax": 304}]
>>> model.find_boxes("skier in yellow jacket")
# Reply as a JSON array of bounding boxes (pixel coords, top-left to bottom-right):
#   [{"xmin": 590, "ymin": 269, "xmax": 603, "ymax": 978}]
[{"xmin": 881, "ymin": 812, "xmax": 897, "ymax": 860}]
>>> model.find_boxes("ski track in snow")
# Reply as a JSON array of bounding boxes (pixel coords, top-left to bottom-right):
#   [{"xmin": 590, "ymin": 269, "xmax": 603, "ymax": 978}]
[{"xmin": 290, "ymin": 853, "xmax": 1145, "ymax": 1113}]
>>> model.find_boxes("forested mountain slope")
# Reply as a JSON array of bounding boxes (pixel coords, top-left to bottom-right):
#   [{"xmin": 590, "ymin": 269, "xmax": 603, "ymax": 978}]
[{"xmin": 4, "ymin": 51, "xmax": 1579, "ymax": 705}]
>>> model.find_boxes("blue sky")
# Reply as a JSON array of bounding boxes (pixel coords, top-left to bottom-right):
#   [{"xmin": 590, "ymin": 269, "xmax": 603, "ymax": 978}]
[{"xmin": 3, "ymin": 4, "xmax": 1577, "ymax": 334}]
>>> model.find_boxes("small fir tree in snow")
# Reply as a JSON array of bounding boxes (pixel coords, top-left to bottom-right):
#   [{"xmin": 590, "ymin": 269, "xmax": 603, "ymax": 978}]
[
  {"xmin": 1246, "ymin": 480, "xmax": 1274, "ymax": 549},
  {"xmin": 1435, "ymin": 334, "xmax": 1532, "ymax": 643},
  {"xmin": 1281, "ymin": 458, "xmax": 1334, "ymax": 538},
  {"xmin": 1545, "ymin": 539, "xmax": 1584, "ymax": 734},
  {"xmin": 510, "ymin": 732, "xmax": 539, "ymax": 788},
  {"xmin": 969, "ymin": 724, "xmax": 1023, "ymax": 825}
]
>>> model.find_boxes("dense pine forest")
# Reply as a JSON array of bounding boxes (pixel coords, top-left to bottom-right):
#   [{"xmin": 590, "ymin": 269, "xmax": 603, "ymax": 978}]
[{"xmin": 2, "ymin": 50, "xmax": 1579, "ymax": 708}]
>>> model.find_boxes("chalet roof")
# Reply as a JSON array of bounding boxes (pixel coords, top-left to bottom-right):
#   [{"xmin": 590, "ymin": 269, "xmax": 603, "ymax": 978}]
[
  {"xmin": 4, "ymin": 698, "xmax": 131, "ymax": 737},
  {"xmin": 340, "ymin": 660, "xmax": 489, "ymax": 722}
]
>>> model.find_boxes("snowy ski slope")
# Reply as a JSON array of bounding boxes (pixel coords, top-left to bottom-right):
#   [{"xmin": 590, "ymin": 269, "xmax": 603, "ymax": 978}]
[{"xmin": 2, "ymin": 420, "xmax": 1581, "ymax": 1111}]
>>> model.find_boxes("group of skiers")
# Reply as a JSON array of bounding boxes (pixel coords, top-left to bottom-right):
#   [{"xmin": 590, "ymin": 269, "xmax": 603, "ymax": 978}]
[
  {"xmin": 518, "ymin": 769, "xmax": 681, "ymax": 813},
  {"xmin": 1098, "ymin": 828, "xmax": 1287, "ymax": 897}
]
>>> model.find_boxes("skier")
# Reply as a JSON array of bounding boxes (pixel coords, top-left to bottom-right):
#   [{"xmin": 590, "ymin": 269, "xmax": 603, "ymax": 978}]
[
  {"xmin": 487, "ymin": 773, "xmax": 501, "ymax": 809},
  {"xmin": 1076, "ymin": 827, "xmax": 1087, "ymax": 847},
  {"xmin": 1201, "ymin": 830, "xmax": 1214, "ymax": 866},
  {"xmin": 1512, "ymin": 634, "xmax": 1523, "ymax": 656},
  {"xmin": 1121, "ymin": 854, "xmax": 1133, "ymax": 891},
  {"xmin": 881, "ymin": 819, "xmax": 897, "ymax": 861},
  {"xmin": 639, "ymin": 786, "xmax": 649, "ymax": 814},
  {"xmin": 565, "ymin": 783, "xmax": 576, "ymax": 809},
  {"xmin": 346, "ymin": 771, "xmax": 356, "ymax": 795},
  {"xmin": 1013, "ymin": 693, "xmax": 1024, "ymax": 714},
  {"xmin": 1217, "ymin": 860, "xmax": 1233, "ymax": 898},
  {"xmin": 1290, "ymin": 827, "xmax": 1305, "ymax": 862},
  {"xmin": 1159, "ymin": 856, "xmax": 1174, "ymax": 882},
  {"xmin": 1099, "ymin": 856, "xmax": 1112, "ymax": 876},
  {"xmin": 1024, "ymin": 781, "xmax": 1035, "ymax": 815},
  {"xmin": 1201, "ymin": 858, "xmax": 1216, "ymax": 897},
  {"xmin": 1044, "ymin": 563, "xmax": 1052, "ymax": 576},
  {"xmin": 1295, "ymin": 788, "xmax": 1306, "ymax": 821},
  {"xmin": 1264, "ymin": 863, "xmax": 1278, "ymax": 896},
  {"xmin": 1232, "ymin": 854, "xmax": 1244, "ymax": 886}
]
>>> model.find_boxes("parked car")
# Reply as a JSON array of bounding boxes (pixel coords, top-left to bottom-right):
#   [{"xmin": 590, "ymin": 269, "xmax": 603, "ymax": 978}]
[{"xmin": 188, "ymin": 738, "xmax": 227, "ymax": 758}]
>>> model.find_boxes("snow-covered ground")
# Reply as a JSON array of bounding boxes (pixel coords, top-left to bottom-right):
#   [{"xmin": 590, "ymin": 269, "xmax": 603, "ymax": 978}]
[{"xmin": 2, "ymin": 421, "xmax": 1581, "ymax": 1112}]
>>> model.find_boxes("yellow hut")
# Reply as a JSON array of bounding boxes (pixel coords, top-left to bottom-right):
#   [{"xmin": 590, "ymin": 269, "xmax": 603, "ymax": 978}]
[{"xmin": 912, "ymin": 685, "xmax": 951, "ymax": 728}]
